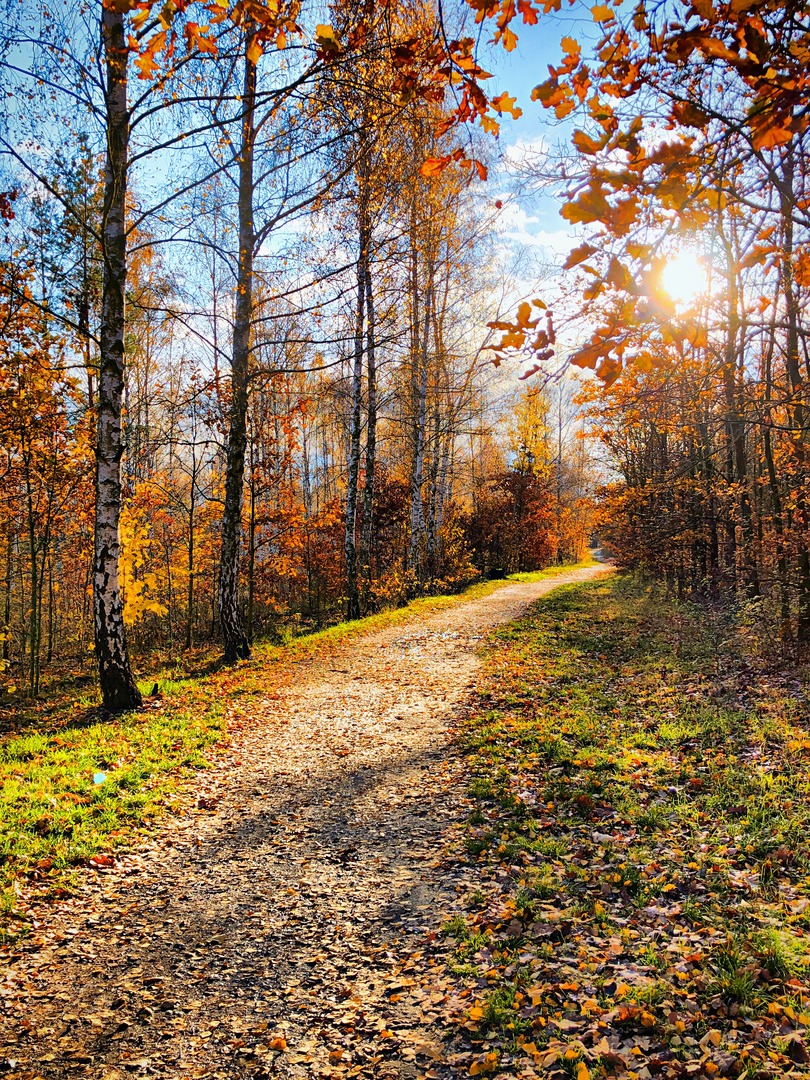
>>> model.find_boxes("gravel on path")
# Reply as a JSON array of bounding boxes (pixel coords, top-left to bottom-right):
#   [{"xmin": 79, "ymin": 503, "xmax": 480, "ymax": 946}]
[{"xmin": 0, "ymin": 565, "xmax": 609, "ymax": 1080}]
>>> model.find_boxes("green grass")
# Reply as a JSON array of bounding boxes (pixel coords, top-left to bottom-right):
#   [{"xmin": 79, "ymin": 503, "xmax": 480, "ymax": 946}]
[
  {"xmin": 445, "ymin": 574, "xmax": 810, "ymax": 1078},
  {"xmin": 0, "ymin": 680, "xmax": 225, "ymax": 940},
  {"xmin": 0, "ymin": 557, "xmax": 595, "ymax": 940}
]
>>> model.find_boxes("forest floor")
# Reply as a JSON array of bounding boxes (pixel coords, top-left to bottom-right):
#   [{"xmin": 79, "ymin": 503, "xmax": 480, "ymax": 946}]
[
  {"xmin": 0, "ymin": 563, "xmax": 607, "ymax": 1080},
  {"xmin": 5, "ymin": 567, "xmax": 810, "ymax": 1080}
]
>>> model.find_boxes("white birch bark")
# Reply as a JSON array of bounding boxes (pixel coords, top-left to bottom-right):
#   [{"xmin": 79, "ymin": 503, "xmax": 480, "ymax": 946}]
[{"xmin": 93, "ymin": 6, "xmax": 142, "ymax": 712}]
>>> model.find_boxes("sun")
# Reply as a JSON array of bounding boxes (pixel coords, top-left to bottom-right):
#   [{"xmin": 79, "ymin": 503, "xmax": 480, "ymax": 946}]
[{"xmin": 660, "ymin": 252, "xmax": 709, "ymax": 308}]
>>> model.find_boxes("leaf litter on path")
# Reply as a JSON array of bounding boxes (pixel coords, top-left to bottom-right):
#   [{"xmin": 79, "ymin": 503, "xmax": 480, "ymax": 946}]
[{"xmin": 0, "ymin": 567, "xmax": 608, "ymax": 1080}]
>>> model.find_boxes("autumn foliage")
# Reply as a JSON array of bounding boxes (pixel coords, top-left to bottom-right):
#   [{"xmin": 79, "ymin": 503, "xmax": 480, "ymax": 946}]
[{"xmin": 481, "ymin": 0, "xmax": 810, "ymax": 644}]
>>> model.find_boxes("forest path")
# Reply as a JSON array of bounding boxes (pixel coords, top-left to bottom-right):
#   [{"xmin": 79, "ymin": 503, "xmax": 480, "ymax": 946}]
[{"xmin": 1, "ymin": 565, "xmax": 608, "ymax": 1080}]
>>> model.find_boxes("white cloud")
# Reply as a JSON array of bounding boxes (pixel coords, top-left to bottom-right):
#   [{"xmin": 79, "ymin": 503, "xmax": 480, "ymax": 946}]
[
  {"xmin": 497, "ymin": 203, "xmax": 539, "ymax": 231},
  {"xmin": 500, "ymin": 136, "xmax": 548, "ymax": 175}
]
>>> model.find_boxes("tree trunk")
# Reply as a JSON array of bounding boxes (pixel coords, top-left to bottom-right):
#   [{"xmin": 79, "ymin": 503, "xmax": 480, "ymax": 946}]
[
  {"xmin": 434, "ymin": 426, "xmax": 452, "ymax": 558},
  {"xmin": 778, "ymin": 148, "xmax": 810, "ymax": 640},
  {"xmin": 344, "ymin": 197, "xmax": 368, "ymax": 621},
  {"xmin": 218, "ymin": 31, "xmax": 256, "ymax": 663},
  {"xmin": 94, "ymin": 6, "xmax": 142, "ymax": 712},
  {"xmin": 247, "ymin": 446, "xmax": 256, "ymax": 643},
  {"xmin": 408, "ymin": 264, "xmax": 432, "ymax": 586},
  {"xmin": 720, "ymin": 245, "xmax": 758, "ymax": 599},
  {"xmin": 185, "ymin": 485, "xmax": 195, "ymax": 651},
  {"xmin": 2, "ymin": 533, "xmax": 11, "ymax": 664},
  {"xmin": 425, "ymin": 406, "xmax": 441, "ymax": 581},
  {"xmin": 46, "ymin": 552, "xmax": 55, "ymax": 665},
  {"xmin": 359, "ymin": 254, "xmax": 377, "ymax": 612}
]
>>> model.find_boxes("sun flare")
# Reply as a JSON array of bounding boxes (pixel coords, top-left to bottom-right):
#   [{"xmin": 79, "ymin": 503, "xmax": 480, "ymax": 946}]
[{"xmin": 660, "ymin": 252, "xmax": 709, "ymax": 307}]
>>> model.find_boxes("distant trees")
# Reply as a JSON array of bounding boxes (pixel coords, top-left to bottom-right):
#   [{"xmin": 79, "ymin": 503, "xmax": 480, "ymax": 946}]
[
  {"xmin": 484, "ymin": 0, "xmax": 810, "ymax": 643},
  {"xmin": 0, "ymin": 0, "xmax": 597, "ymax": 706}
]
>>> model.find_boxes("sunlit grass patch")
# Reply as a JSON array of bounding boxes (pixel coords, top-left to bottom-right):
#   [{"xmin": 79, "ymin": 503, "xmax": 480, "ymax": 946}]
[
  {"xmin": 448, "ymin": 574, "xmax": 810, "ymax": 1078},
  {"xmin": 0, "ymin": 690, "xmax": 225, "ymax": 940}
]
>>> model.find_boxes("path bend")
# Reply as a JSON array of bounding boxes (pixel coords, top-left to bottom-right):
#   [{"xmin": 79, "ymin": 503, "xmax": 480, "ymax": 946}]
[{"xmin": 0, "ymin": 564, "xmax": 609, "ymax": 1080}]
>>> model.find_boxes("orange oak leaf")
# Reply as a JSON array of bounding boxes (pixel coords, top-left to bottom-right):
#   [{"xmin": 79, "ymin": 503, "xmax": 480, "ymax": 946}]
[{"xmin": 491, "ymin": 91, "xmax": 522, "ymax": 118}]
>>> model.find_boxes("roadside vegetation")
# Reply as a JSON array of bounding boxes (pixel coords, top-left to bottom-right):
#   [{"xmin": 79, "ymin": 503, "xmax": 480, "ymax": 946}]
[{"xmin": 447, "ymin": 575, "xmax": 810, "ymax": 1079}]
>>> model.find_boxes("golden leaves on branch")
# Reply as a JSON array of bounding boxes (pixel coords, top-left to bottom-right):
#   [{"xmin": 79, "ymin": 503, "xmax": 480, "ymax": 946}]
[
  {"xmin": 314, "ymin": 24, "xmax": 340, "ymax": 56},
  {"xmin": 119, "ymin": 0, "xmax": 304, "ymax": 81},
  {"xmin": 120, "ymin": 503, "xmax": 168, "ymax": 626},
  {"xmin": 420, "ymin": 149, "xmax": 488, "ymax": 181}
]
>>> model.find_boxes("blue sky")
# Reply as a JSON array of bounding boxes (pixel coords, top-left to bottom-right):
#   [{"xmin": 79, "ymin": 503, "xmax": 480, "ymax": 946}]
[{"xmin": 475, "ymin": 5, "xmax": 607, "ymax": 257}]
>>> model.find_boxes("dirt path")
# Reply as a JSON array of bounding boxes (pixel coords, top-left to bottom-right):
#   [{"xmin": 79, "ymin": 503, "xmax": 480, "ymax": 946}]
[{"xmin": 0, "ymin": 566, "xmax": 607, "ymax": 1080}]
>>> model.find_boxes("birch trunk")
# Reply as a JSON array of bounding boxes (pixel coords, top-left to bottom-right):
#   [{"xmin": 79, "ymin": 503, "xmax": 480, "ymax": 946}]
[
  {"xmin": 779, "ymin": 149, "xmax": 810, "ymax": 640},
  {"xmin": 434, "ymin": 427, "xmax": 452, "ymax": 549},
  {"xmin": 218, "ymin": 33, "xmax": 256, "ymax": 663},
  {"xmin": 344, "ymin": 206, "xmax": 368, "ymax": 621},
  {"xmin": 359, "ymin": 255, "xmax": 376, "ymax": 611},
  {"xmin": 94, "ymin": 6, "xmax": 142, "ymax": 712}
]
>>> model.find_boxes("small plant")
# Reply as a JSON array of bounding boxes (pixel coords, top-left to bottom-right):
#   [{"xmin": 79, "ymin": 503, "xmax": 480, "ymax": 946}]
[
  {"xmin": 753, "ymin": 930, "xmax": 796, "ymax": 981},
  {"xmin": 481, "ymin": 985, "xmax": 530, "ymax": 1036},
  {"xmin": 636, "ymin": 803, "xmax": 666, "ymax": 831},
  {"xmin": 464, "ymin": 831, "xmax": 494, "ymax": 858},
  {"xmin": 443, "ymin": 914, "xmax": 468, "ymax": 940}
]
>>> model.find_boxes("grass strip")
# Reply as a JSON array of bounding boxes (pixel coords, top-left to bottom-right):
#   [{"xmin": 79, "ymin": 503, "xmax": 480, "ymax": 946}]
[{"xmin": 445, "ymin": 574, "xmax": 810, "ymax": 1080}]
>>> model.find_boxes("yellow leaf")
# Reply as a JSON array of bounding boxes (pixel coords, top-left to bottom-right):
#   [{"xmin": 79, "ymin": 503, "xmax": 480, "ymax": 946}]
[
  {"xmin": 491, "ymin": 92, "xmax": 523, "ymax": 119},
  {"xmin": 134, "ymin": 52, "xmax": 160, "ymax": 79},
  {"xmin": 315, "ymin": 23, "xmax": 340, "ymax": 53},
  {"xmin": 246, "ymin": 38, "xmax": 263, "ymax": 65},
  {"xmin": 592, "ymin": 3, "xmax": 613, "ymax": 20},
  {"xmin": 469, "ymin": 1052, "xmax": 498, "ymax": 1075}
]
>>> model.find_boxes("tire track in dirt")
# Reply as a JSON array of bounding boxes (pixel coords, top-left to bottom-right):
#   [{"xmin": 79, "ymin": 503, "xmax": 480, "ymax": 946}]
[{"xmin": 0, "ymin": 566, "xmax": 609, "ymax": 1080}]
